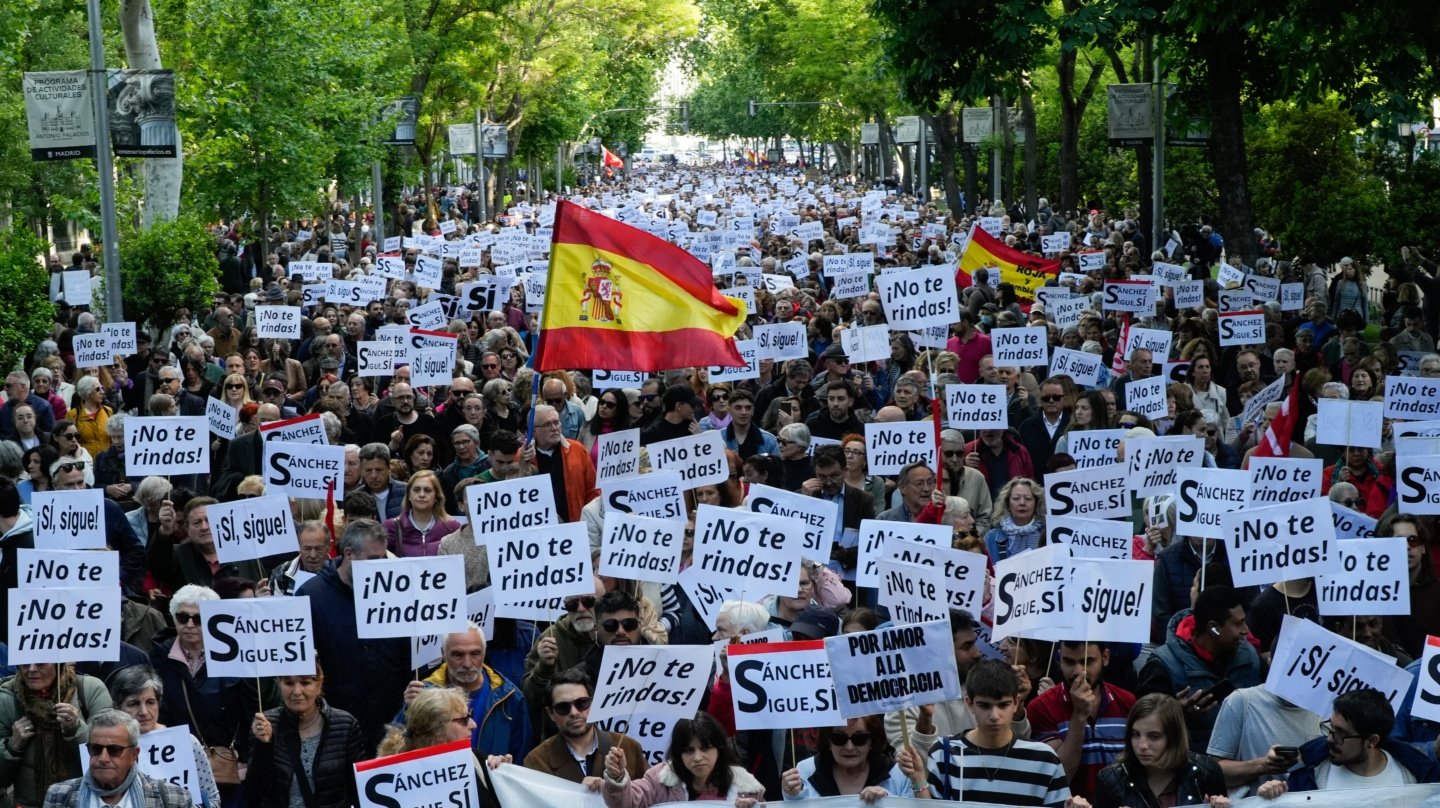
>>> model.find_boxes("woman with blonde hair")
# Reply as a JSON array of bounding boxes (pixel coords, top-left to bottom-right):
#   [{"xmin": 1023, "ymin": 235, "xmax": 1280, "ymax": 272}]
[
  {"xmin": 219, "ymin": 372, "xmax": 253, "ymax": 410},
  {"xmin": 377, "ymin": 688, "xmax": 475, "ymax": 757},
  {"xmin": 384, "ymin": 469, "xmax": 460, "ymax": 558},
  {"xmin": 983, "ymin": 477, "xmax": 1046, "ymax": 565}
]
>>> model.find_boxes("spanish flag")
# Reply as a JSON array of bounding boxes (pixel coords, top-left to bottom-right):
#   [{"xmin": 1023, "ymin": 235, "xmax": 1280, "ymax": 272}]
[
  {"xmin": 601, "ymin": 145, "xmax": 624, "ymax": 168},
  {"xmin": 958, "ymin": 225, "xmax": 1061, "ymax": 303},
  {"xmin": 533, "ymin": 201, "xmax": 748, "ymax": 372}
]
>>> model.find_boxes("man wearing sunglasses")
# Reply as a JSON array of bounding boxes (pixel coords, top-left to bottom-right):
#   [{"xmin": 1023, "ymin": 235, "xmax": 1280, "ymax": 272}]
[
  {"xmin": 517, "ymin": 667, "xmax": 646, "ymax": 790},
  {"xmin": 523, "ymin": 579, "xmax": 606, "ymax": 739},
  {"xmin": 43, "ymin": 709, "xmax": 190, "ymax": 807}
]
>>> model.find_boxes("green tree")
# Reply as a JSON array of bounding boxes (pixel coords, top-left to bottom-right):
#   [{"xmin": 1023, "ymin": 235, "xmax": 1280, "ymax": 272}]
[
  {"xmin": 118, "ymin": 215, "xmax": 218, "ymax": 332},
  {"xmin": 0, "ymin": 224, "xmax": 56, "ymax": 373}
]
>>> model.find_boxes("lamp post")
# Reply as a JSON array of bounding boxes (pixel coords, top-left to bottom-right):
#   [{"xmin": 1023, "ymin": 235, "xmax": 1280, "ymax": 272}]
[{"xmin": 1398, "ymin": 121, "xmax": 1415, "ymax": 167}]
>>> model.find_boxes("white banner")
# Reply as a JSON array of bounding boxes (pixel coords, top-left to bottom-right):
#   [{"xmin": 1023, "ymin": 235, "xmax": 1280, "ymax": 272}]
[
  {"xmin": 600, "ymin": 512, "xmax": 683, "ymax": 585},
  {"xmin": 262, "ymin": 440, "xmax": 345, "ymax": 500},
  {"xmin": 825, "ymin": 620, "xmax": 961, "ymax": 719},
  {"xmin": 1316, "ymin": 538, "xmax": 1409, "ymax": 617},
  {"xmin": 1049, "ymin": 348, "xmax": 1103, "ymax": 388},
  {"xmin": 466, "ymin": 476, "xmax": 558, "ymax": 535},
  {"xmin": 728, "ymin": 639, "xmax": 841, "ymax": 731},
  {"xmin": 600, "ymin": 471, "xmax": 687, "ymax": 520},
  {"xmin": 589, "ymin": 644, "xmax": 713, "ymax": 754},
  {"xmin": 487, "ymin": 523, "xmax": 593, "ymax": 605},
  {"xmin": 490, "ymin": 764, "xmax": 606, "ymax": 808},
  {"xmin": 946, "ymin": 384, "xmax": 1007, "ymax": 430},
  {"xmin": 1386, "ymin": 376, "xmax": 1440, "ymax": 420},
  {"xmin": 990, "ymin": 327, "xmax": 1049, "ymax": 368},
  {"xmin": 650, "ymin": 431, "xmax": 730, "ymax": 488},
  {"xmin": 876, "ymin": 265, "xmax": 960, "ymax": 330},
  {"xmin": 205, "ymin": 397, "xmax": 237, "ymax": 440},
  {"xmin": 125, "ymin": 416, "xmax": 209, "ymax": 475},
  {"xmin": 32, "ymin": 489, "xmax": 105, "ymax": 550},
  {"xmin": 1174, "ymin": 467, "xmax": 1250, "ymax": 540},
  {"xmin": 743, "ymin": 483, "xmax": 838, "ymax": 566},
  {"xmin": 354, "ymin": 738, "xmax": 479, "ymax": 808},
  {"xmin": 254, "ymin": 306, "xmax": 302, "ymax": 339},
  {"xmin": 209, "ymin": 494, "xmax": 297, "ymax": 564},
  {"xmin": 856, "ymin": 520, "xmax": 950, "ymax": 589},
  {"xmin": 991, "ymin": 543, "xmax": 1078, "ymax": 642},
  {"xmin": 691, "ymin": 504, "xmax": 802, "ymax": 598},
  {"xmin": 1266, "ymin": 615, "xmax": 1412, "ymax": 718},
  {"xmin": 353, "ymin": 556, "xmax": 467, "ymax": 639},
  {"xmin": 1220, "ymin": 498, "xmax": 1335, "ymax": 588},
  {"xmin": 1217, "ymin": 310, "xmax": 1266, "ymax": 346},
  {"xmin": 1396, "ymin": 454, "xmax": 1440, "ymax": 515},
  {"xmin": 1048, "ymin": 515, "xmax": 1133, "ymax": 559},
  {"xmin": 1044, "ymin": 463, "xmax": 1129, "ymax": 521},
  {"xmin": 200, "ymin": 596, "xmax": 315, "ymax": 678},
  {"xmin": 259, "ymin": 413, "xmax": 329, "ymax": 445},
  {"xmin": 7, "ymin": 586, "xmax": 119, "ymax": 664},
  {"xmin": 864, "ymin": 421, "xmax": 936, "ymax": 476},
  {"xmin": 17, "ymin": 549, "xmax": 116, "ymax": 589}
]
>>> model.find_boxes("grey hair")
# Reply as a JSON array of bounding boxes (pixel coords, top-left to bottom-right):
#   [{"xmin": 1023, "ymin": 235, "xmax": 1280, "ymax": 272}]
[
  {"xmin": 1321, "ymin": 382, "xmax": 1350, "ymax": 400},
  {"xmin": 441, "ymin": 622, "xmax": 486, "ymax": 655},
  {"xmin": 135, "ymin": 476, "xmax": 172, "ymax": 508},
  {"xmin": 169, "ymin": 584, "xmax": 218, "ymax": 619},
  {"xmin": 320, "ymin": 411, "xmax": 342, "ymax": 442},
  {"xmin": 452, "ymin": 424, "xmax": 480, "ymax": 443},
  {"xmin": 338, "ymin": 518, "xmax": 385, "ymax": 557},
  {"xmin": 75, "ymin": 375, "xmax": 102, "ymax": 400},
  {"xmin": 88, "ymin": 709, "xmax": 140, "ymax": 746},
  {"xmin": 106, "ymin": 413, "xmax": 126, "ymax": 437},
  {"xmin": 717, "ymin": 600, "xmax": 770, "ymax": 634},
  {"xmin": 778, "ymin": 422, "xmax": 810, "ymax": 447},
  {"xmin": 0, "ymin": 443, "xmax": 20, "ymax": 481},
  {"xmin": 108, "ymin": 665, "xmax": 165, "ymax": 705}
]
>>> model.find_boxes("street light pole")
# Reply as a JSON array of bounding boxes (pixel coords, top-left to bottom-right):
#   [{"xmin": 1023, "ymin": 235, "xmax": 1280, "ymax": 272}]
[{"xmin": 87, "ymin": 0, "xmax": 122, "ymax": 319}]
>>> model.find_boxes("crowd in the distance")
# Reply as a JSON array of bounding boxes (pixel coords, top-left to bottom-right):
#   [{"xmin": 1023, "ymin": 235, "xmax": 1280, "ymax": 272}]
[{"xmin": 4, "ymin": 163, "xmax": 1440, "ymax": 808}]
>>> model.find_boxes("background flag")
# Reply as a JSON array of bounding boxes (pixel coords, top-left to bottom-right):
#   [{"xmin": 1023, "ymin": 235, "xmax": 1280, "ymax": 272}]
[
  {"xmin": 958, "ymin": 224, "xmax": 1061, "ymax": 304},
  {"xmin": 1253, "ymin": 375, "xmax": 1301, "ymax": 458},
  {"xmin": 601, "ymin": 146, "xmax": 624, "ymax": 168},
  {"xmin": 533, "ymin": 201, "xmax": 748, "ymax": 372}
]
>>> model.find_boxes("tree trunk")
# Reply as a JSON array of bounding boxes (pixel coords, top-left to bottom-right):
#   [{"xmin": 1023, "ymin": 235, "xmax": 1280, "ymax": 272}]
[
  {"xmin": 963, "ymin": 144, "xmax": 978, "ymax": 215},
  {"xmin": 876, "ymin": 110, "xmax": 895, "ymax": 185},
  {"xmin": 120, "ymin": 0, "xmax": 182, "ymax": 228},
  {"xmin": 1205, "ymin": 38, "xmax": 1256, "ymax": 265},
  {"xmin": 999, "ymin": 95, "xmax": 1014, "ymax": 208},
  {"xmin": 1021, "ymin": 86, "xmax": 1038, "ymax": 220},
  {"xmin": 925, "ymin": 107, "xmax": 963, "ymax": 214},
  {"xmin": 832, "ymin": 142, "xmax": 853, "ymax": 175},
  {"xmin": 1058, "ymin": 50, "xmax": 1081, "ymax": 214}
]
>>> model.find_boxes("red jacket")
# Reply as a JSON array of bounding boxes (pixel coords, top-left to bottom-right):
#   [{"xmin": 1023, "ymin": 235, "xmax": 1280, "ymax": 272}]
[
  {"xmin": 963, "ymin": 434, "xmax": 1035, "ymax": 488},
  {"xmin": 531, "ymin": 437, "xmax": 598, "ymax": 522}
]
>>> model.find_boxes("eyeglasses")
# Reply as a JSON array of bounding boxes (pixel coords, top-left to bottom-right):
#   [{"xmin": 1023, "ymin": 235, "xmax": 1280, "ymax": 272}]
[
  {"xmin": 1340, "ymin": 498, "xmax": 1364, "ymax": 508},
  {"xmin": 175, "ymin": 612, "xmax": 201, "ymax": 625},
  {"xmin": 87, "ymin": 743, "xmax": 135, "ymax": 758},
  {"xmin": 1406, "ymin": 535, "xmax": 1425, "ymax": 548},
  {"xmin": 598, "ymin": 399, "xmax": 616, "ymax": 409},
  {"xmin": 1320, "ymin": 719, "xmax": 1364, "ymax": 744},
  {"xmin": 564, "ymin": 596, "xmax": 596, "ymax": 612},
  {"xmin": 549, "ymin": 697, "xmax": 593, "ymax": 716},
  {"xmin": 943, "ymin": 450, "xmax": 965, "ymax": 457},
  {"xmin": 226, "ymin": 383, "xmax": 245, "ymax": 390},
  {"xmin": 829, "ymin": 731, "xmax": 871, "ymax": 747},
  {"xmin": 710, "ymin": 393, "xmax": 728, "ymax": 402},
  {"xmin": 640, "ymin": 394, "xmax": 657, "ymax": 402},
  {"xmin": 60, "ymin": 432, "xmax": 79, "ymax": 440},
  {"xmin": 1118, "ymin": 420, "xmax": 1138, "ymax": 428},
  {"xmin": 842, "ymin": 448, "xmax": 864, "ymax": 457},
  {"xmin": 777, "ymin": 438, "xmax": 795, "ymax": 446},
  {"xmin": 481, "ymin": 363, "xmax": 499, "ymax": 369},
  {"xmin": 450, "ymin": 714, "xmax": 473, "ymax": 727},
  {"xmin": 452, "ymin": 389, "xmax": 474, "ymax": 397},
  {"xmin": 56, "ymin": 461, "xmax": 85, "ymax": 475},
  {"xmin": 601, "ymin": 618, "xmax": 640, "ymax": 633},
  {"xmin": 1040, "ymin": 394, "xmax": 1064, "ymax": 402}
]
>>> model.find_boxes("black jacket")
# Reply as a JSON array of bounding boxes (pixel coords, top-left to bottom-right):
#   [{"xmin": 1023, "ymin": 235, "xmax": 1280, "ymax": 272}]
[
  {"xmin": 246, "ymin": 699, "xmax": 367, "ymax": 808},
  {"xmin": 1093, "ymin": 753, "xmax": 1225, "ymax": 808}
]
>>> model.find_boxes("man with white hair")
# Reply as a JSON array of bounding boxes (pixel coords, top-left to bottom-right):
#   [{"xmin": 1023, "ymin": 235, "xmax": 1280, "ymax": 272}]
[
  {"xmin": 42, "ymin": 710, "xmax": 191, "ymax": 807},
  {"xmin": 525, "ymin": 403, "xmax": 596, "ymax": 522},
  {"xmin": 0, "ymin": 371, "xmax": 55, "ymax": 441},
  {"xmin": 402, "ymin": 623, "xmax": 533, "ymax": 759}
]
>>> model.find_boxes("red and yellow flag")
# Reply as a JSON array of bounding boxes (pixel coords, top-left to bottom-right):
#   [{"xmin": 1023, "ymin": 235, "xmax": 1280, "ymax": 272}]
[
  {"xmin": 601, "ymin": 146, "xmax": 624, "ymax": 168},
  {"xmin": 958, "ymin": 225, "xmax": 1061, "ymax": 303},
  {"xmin": 533, "ymin": 201, "xmax": 748, "ymax": 371}
]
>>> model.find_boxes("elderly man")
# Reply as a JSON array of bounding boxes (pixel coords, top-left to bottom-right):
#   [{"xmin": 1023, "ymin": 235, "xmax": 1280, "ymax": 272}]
[
  {"xmin": 267, "ymin": 519, "xmax": 332, "ymax": 595},
  {"xmin": 541, "ymin": 377, "xmax": 585, "ymax": 440},
  {"xmin": 524, "ymin": 404, "xmax": 596, "ymax": 522},
  {"xmin": 440, "ymin": 424, "xmax": 489, "ymax": 506},
  {"xmin": 402, "ymin": 622, "xmax": 532, "ymax": 760},
  {"xmin": 0, "ymin": 371, "xmax": 55, "ymax": 441},
  {"xmin": 42, "ymin": 710, "xmax": 190, "ymax": 807}
]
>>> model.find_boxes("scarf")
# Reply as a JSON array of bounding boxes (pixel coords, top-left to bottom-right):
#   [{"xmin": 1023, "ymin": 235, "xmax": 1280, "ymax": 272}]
[
  {"xmin": 995, "ymin": 516, "xmax": 1042, "ymax": 560},
  {"xmin": 79, "ymin": 760, "xmax": 141, "ymax": 806},
  {"xmin": 19, "ymin": 664, "xmax": 80, "ymax": 796}
]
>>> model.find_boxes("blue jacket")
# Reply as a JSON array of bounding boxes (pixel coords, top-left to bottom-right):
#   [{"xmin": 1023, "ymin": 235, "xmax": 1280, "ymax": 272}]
[
  {"xmin": 400, "ymin": 663, "xmax": 533, "ymax": 762},
  {"xmin": 1138, "ymin": 609, "xmax": 1262, "ymax": 750},
  {"xmin": 1393, "ymin": 658, "xmax": 1440, "ymax": 750},
  {"xmin": 1286, "ymin": 734, "xmax": 1440, "ymax": 791}
]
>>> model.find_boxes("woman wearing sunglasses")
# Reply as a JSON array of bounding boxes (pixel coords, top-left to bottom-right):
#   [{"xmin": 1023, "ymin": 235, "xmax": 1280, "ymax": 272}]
[
  {"xmin": 49, "ymin": 418, "xmax": 95, "ymax": 486},
  {"xmin": 780, "ymin": 715, "xmax": 912, "ymax": 802}
]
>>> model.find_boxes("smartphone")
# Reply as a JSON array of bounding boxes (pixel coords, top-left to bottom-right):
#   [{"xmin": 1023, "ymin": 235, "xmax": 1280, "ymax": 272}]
[
  {"xmin": 1200, "ymin": 679, "xmax": 1236, "ymax": 704},
  {"xmin": 1274, "ymin": 746, "xmax": 1300, "ymax": 760}
]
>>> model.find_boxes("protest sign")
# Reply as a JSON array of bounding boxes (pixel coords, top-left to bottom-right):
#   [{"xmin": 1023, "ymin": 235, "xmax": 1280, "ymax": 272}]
[
  {"xmin": 1331, "ymin": 502, "xmax": 1377, "ymax": 539},
  {"xmin": 831, "ymin": 272, "xmax": 870, "ymax": 300},
  {"xmin": 1316, "ymin": 399, "xmax": 1384, "ymax": 449},
  {"xmin": 1072, "ymin": 559, "xmax": 1153, "ymax": 644},
  {"xmin": 600, "ymin": 471, "xmax": 687, "ymax": 520},
  {"xmin": 650, "ymin": 431, "xmax": 729, "ymax": 488},
  {"xmin": 32, "ymin": 489, "xmax": 105, "ymax": 550},
  {"xmin": 691, "ymin": 505, "xmax": 802, "ymax": 597},
  {"xmin": 406, "ymin": 300, "xmax": 447, "ymax": 330},
  {"xmin": 595, "ymin": 428, "xmax": 641, "ymax": 484},
  {"xmin": 1125, "ymin": 375, "xmax": 1167, "ymax": 419},
  {"xmin": 1125, "ymin": 435, "xmax": 1205, "ymax": 497},
  {"xmin": 1218, "ymin": 290, "xmax": 1251, "ymax": 312},
  {"xmin": 200, "ymin": 596, "xmax": 314, "ymax": 677},
  {"xmin": 1385, "ymin": 376, "xmax": 1440, "ymax": 420},
  {"xmin": 1052, "ymin": 296, "xmax": 1091, "ymax": 328},
  {"xmin": 1045, "ymin": 463, "xmax": 1129, "ymax": 521},
  {"xmin": 255, "ymin": 305, "xmax": 302, "ymax": 338},
  {"xmin": 864, "ymin": 421, "xmax": 936, "ymax": 476},
  {"xmin": 879, "ymin": 558, "xmax": 949, "ymax": 625},
  {"xmin": 262, "ymin": 440, "xmax": 345, "ymax": 499},
  {"xmin": 1396, "ymin": 454, "xmax": 1440, "ymax": 515},
  {"xmin": 990, "ymin": 327, "xmax": 1049, "ymax": 368},
  {"xmin": 124, "ymin": 416, "xmax": 208, "ymax": 475},
  {"xmin": 590, "ymin": 644, "xmax": 713, "ymax": 755},
  {"xmin": 1249, "ymin": 457, "xmax": 1322, "ymax": 505},
  {"xmin": 259, "ymin": 412, "xmax": 329, "ymax": 445},
  {"xmin": 101, "ymin": 322, "xmax": 137, "ymax": 356},
  {"xmin": 601, "ymin": 512, "xmax": 683, "ymax": 585},
  {"xmin": 1049, "ymin": 348, "xmax": 1103, "ymax": 389},
  {"xmin": 992, "ymin": 543, "xmax": 1078, "ymax": 642},
  {"xmin": 1068, "ymin": 429, "xmax": 1125, "ymax": 468},
  {"xmin": 1125, "ymin": 328, "xmax": 1173, "ymax": 361},
  {"xmin": 1175, "ymin": 467, "xmax": 1251, "ymax": 540},
  {"xmin": 353, "ymin": 738, "xmax": 479, "ymax": 808},
  {"xmin": 1175, "ymin": 280, "xmax": 1205, "ymax": 310},
  {"xmin": 353, "ymin": 556, "xmax": 467, "ymax": 639},
  {"xmin": 1316, "ymin": 538, "xmax": 1409, "ymax": 617},
  {"xmin": 875, "ymin": 265, "xmax": 960, "ymax": 330},
  {"xmin": 356, "ymin": 340, "xmax": 407, "ymax": 376},
  {"xmin": 840, "ymin": 325, "xmax": 890, "ymax": 364},
  {"xmin": 1217, "ymin": 310, "xmax": 1266, "ymax": 346},
  {"xmin": 855, "ymin": 520, "xmax": 950, "ymax": 588},
  {"xmin": 136, "ymin": 725, "xmax": 203, "ymax": 804},
  {"xmin": 1076, "ymin": 251, "xmax": 1106, "ymax": 273},
  {"xmin": 1102, "ymin": 280, "xmax": 1155, "ymax": 313},
  {"xmin": 676, "ymin": 565, "xmax": 732, "ymax": 632},
  {"xmin": 1048, "ymin": 516, "xmax": 1134, "ymax": 559},
  {"xmin": 488, "ymin": 522, "xmax": 593, "ymax": 605},
  {"xmin": 411, "ymin": 588, "xmax": 498, "ymax": 669},
  {"xmin": 728, "ymin": 640, "xmax": 841, "ymax": 731},
  {"xmin": 1242, "ymin": 273, "xmax": 1280, "ymax": 303},
  {"xmin": 1220, "ymin": 498, "xmax": 1335, "ymax": 588},
  {"xmin": 410, "ymin": 348, "xmax": 454, "ymax": 388},
  {"xmin": 7, "ymin": 586, "xmax": 118, "ymax": 664},
  {"xmin": 1150, "ymin": 261, "xmax": 1186, "ymax": 287},
  {"xmin": 707, "ymin": 339, "xmax": 759, "ymax": 383},
  {"xmin": 885, "ymin": 538, "xmax": 985, "ymax": 614},
  {"xmin": 1241, "ymin": 375, "xmax": 1288, "ymax": 432},
  {"xmin": 825, "ymin": 620, "xmax": 961, "ymax": 718},
  {"xmin": 1162, "ymin": 361, "xmax": 1192, "ymax": 385},
  {"xmin": 1265, "ymin": 615, "xmax": 1411, "ymax": 718},
  {"xmin": 17, "ymin": 549, "xmax": 116, "ymax": 589},
  {"xmin": 489, "ymin": 763, "xmax": 606, "ymax": 808},
  {"xmin": 205, "ymin": 397, "xmax": 237, "ymax": 440},
  {"xmin": 208, "ymin": 494, "xmax": 296, "ymax": 564},
  {"xmin": 1281, "ymin": 282, "xmax": 1305, "ymax": 311},
  {"xmin": 752, "ymin": 322, "xmax": 808, "ymax": 361},
  {"xmin": 72, "ymin": 334, "xmax": 110, "ymax": 369},
  {"xmin": 946, "ymin": 384, "xmax": 1007, "ymax": 430},
  {"xmin": 743, "ymin": 483, "xmax": 838, "ymax": 565},
  {"xmin": 1041, "ymin": 233, "xmax": 1071, "ymax": 254}
]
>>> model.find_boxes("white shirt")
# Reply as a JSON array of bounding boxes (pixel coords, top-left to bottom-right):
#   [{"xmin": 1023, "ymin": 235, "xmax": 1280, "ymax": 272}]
[{"xmin": 1318, "ymin": 751, "xmax": 1416, "ymax": 790}]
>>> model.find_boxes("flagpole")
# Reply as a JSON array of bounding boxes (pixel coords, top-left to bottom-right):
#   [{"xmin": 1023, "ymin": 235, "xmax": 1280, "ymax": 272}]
[{"xmin": 527, "ymin": 200, "xmax": 563, "ymax": 443}]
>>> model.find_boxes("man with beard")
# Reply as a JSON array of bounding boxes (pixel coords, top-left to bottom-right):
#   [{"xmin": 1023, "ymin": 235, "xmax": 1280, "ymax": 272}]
[
  {"xmin": 1029, "ymin": 641, "xmax": 1136, "ymax": 800},
  {"xmin": 376, "ymin": 382, "xmax": 441, "ymax": 455},
  {"xmin": 804, "ymin": 379, "xmax": 864, "ymax": 442},
  {"xmin": 577, "ymin": 591, "xmax": 648, "ymax": 683},
  {"xmin": 401, "ymin": 623, "xmax": 532, "ymax": 761},
  {"xmin": 523, "ymin": 579, "xmax": 606, "ymax": 738},
  {"xmin": 518, "ymin": 668, "xmax": 647, "ymax": 788}
]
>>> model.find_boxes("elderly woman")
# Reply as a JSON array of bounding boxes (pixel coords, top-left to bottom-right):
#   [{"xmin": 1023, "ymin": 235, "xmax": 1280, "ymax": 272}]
[
  {"xmin": 840, "ymin": 433, "xmax": 887, "ymax": 514},
  {"xmin": 377, "ymin": 687, "xmax": 476, "ymax": 757},
  {"xmin": 249, "ymin": 661, "xmax": 367, "ymax": 808},
  {"xmin": 0, "ymin": 661, "xmax": 112, "ymax": 806},
  {"xmin": 124, "ymin": 476, "xmax": 172, "ymax": 548},
  {"xmin": 30, "ymin": 366, "xmax": 67, "ymax": 422},
  {"xmin": 776, "ymin": 423, "xmax": 814, "ymax": 493},
  {"xmin": 69, "ymin": 374, "xmax": 114, "ymax": 458},
  {"xmin": 982, "ymin": 477, "xmax": 1046, "ymax": 564},
  {"xmin": 93, "ymin": 413, "xmax": 140, "ymax": 502},
  {"xmin": 50, "ymin": 418, "xmax": 95, "ymax": 486},
  {"xmin": 109, "ymin": 665, "xmax": 222, "ymax": 808}
]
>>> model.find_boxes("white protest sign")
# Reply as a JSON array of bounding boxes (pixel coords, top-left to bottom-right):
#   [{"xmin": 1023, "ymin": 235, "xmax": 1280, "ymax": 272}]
[
  {"xmin": 72, "ymin": 334, "xmax": 110, "ymax": 369},
  {"xmin": 856, "ymin": 520, "xmax": 950, "ymax": 588},
  {"xmin": 1069, "ymin": 429, "xmax": 1124, "ymax": 468},
  {"xmin": 1052, "ymin": 296, "xmax": 1091, "ymax": 328},
  {"xmin": 7, "ymin": 586, "xmax": 119, "ymax": 664},
  {"xmin": 1041, "ymin": 233, "xmax": 1071, "ymax": 254},
  {"xmin": 864, "ymin": 421, "xmax": 936, "ymax": 476},
  {"xmin": 591, "ymin": 369, "xmax": 648, "ymax": 390},
  {"xmin": 356, "ymin": 340, "xmax": 406, "ymax": 376},
  {"xmin": 353, "ymin": 738, "xmax": 478, "ymax": 808},
  {"xmin": 410, "ymin": 588, "xmax": 499, "ymax": 669},
  {"xmin": 676, "ymin": 564, "xmax": 733, "ymax": 633},
  {"xmin": 752, "ymin": 322, "xmax": 808, "ymax": 361},
  {"xmin": 101, "ymin": 322, "xmax": 137, "ymax": 356},
  {"xmin": 262, "ymin": 440, "xmax": 344, "ymax": 500},
  {"xmin": 1396, "ymin": 454, "xmax": 1440, "ymax": 515},
  {"xmin": 205, "ymin": 397, "xmax": 237, "ymax": 440},
  {"xmin": 208, "ymin": 494, "xmax": 296, "ymax": 564},
  {"xmin": 1045, "ymin": 463, "xmax": 1130, "ymax": 521},
  {"xmin": 406, "ymin": 300, "xmax": 447, "ymax": 331},
  {"xmin": 488, "ymin": 523, "xmax": 594, "ymax": 605},
  {"xmin": 1217, "ymin": 310, "xmax": 1267, "ymax": 347},
  {"xmin": 1316, "ymin": 538, "xmax": 1408, "ymax": 617},
  {"xmin": 991, "ymin": 543, "xmax": 1078, "ymax": 642},
  {"xmin": 1076, "ymin": 251, "xmax": 1106, "ymax": 272},
  {"xmin": 875, "ymin": 265, "xmax": 959, "ymax": 330},
  {"xmin": 133, "ymin": 725, "xmax": 203, "ymax": 804},
  {"xmin": 1385, "ymin": 376, "xmax": 1440, "ymax": 420},
  {"xmin": 1220, "ymin": 497, "xmax": 1335, "ymax": 588},
  {"xmin": 1174, "ymin": 467, "xmax": 1251, "ymax": 540},
  {"xmin": 1265, "ymin": 615, "xmax": 1410, "ymax": 718},
  {"xmin": 743, "ymin": 483, "xmax": 838, "ymax": 565},
  {"xmin": 1248, "ymin": 457, "xmax": 1322, "ymax": 505},
  {"xmin": 879, "ymin": 558, "xmax": 949, "ymax": 625},
  {"xmin": 1331, "ymin": 502, "xmax": 1377, "ymax": 539},
  {"xmin": 727, "ymin": 640, "xmax": 841, "ymax": 731},
  {"xmin": 1126, "ymin": 435, "xmax": 1204, "ymax": 497},
  {"xmin": 691, "ymin": 504, "xmax": 803, "ymax": 597},
  {"xmin": 594, "ymin": 428, "xmax": 641, "ymax": 484},
  {"xmin": 590, "ymin": 644, "xmax": 713, "ymax": 755},
  {"xmin": 825, "ymin": 620, "xmax": 961, "ymax": 719},
  {"xmin": 1102, "ymin": 280, "xmax": 1155, "ymax": 313},
  {"xmin": 840, "ymin": 325, "xmax": 891, "ymax": 364},
  {"xmin": 353, "ymin": 556, "xmax": 467, "ymax": 639},
  {"xmin": 885, "ymin": 538, "xmax": 986, "ymax": 614},
  {"xmin": 708, "ymin": 339, "xmax": 759, "ymax": 383},
  {"xmin": 410, "ymin": 348, "xmax": 454, "ymax": 388},
  {"xmin": 601, "ymin": 512, "xmax": 683, "ymax": 585},
  {"xmin": 1281, "ymin": 282, "xmax": 1305, "ymax": 311},
  {"xmin": 465, "ymin": 475, "xmax": 560, "ymax": 537},
  {"xmin": 32, "ymin": 490, "xmax": 105, "ymax": 550},
  {"xmin": 649, "ymin": 430, "xmax": 729, "ymax": 488},
  {"xmin": 258, "ymin": 412, "xmax": 329, "ymax": 445},
  {"xmin": 125, "ymin": 416, "xmax": 208, "ymax": 475},
  {"xmin": 16, "ymin": 549, "xmax": 116, "ymax": 590},
  {"xmin": 1241, "ymin": 375, "xmax": 1288, "ymax": 432},
  {"xmin": 1050, "ymin": 348, "xmax": 1103, "ymax": 388},
  {"xmin": 945, "ymin": 384, "xmax": 1006, "ymax": 430},
  {"xmin": 990, "ymin": 326, "xmax": 1049, "ymax": 369},
  {"xmin": 600, "ymin": 471, "xmax": 687, "ymax": 520},
  {"xmin": 1174, "ymin": 280, "xmax": 1205, "ymax": 310},
  {"xmin": 1125, "ymin": 328, "xmax": 1173, "ymax": 361},
  {"xmin": 1315, "ymin": 399, "xmax": 1384, "ymax": 449},
  {"xmin": 1243, "ymin": 273, "xmax": 1281, "ymax": 303},
  {"xmin": 1416, "ymin": 637, "xmax": 1440, "ymax": 725},
  {"xmin": 1218, "ymin": 290, "xmax": 1250, "ymax": 313},
  {"xmin": 1150, "ymin": 262, "xmax": 1186, "ymax": 287},
  {"xmin": 254, "ymin": 305, "xmax": 302, "ymax": 338},
  {"xmin": 200, "ymin": 596, "xmax": 314, "ymax": 677},
  {"xmin": 831, "ymin": 272, "xmax": 870, "ymax": 300},
  {"xmin": 1125, "ymin": 375, "xmax": 1167, "ymax": 420},
  {"xmin": 1048, "ymin": 516, "xmax": 1133, "ymax": 559},
  {"xmin": 1072, "ymin": 559, "xmax": 1153, "ymax": 643}
]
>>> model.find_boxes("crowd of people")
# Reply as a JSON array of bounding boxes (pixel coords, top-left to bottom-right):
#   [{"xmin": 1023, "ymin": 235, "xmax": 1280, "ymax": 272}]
[{"xmin": 6, "ymin": 162, "xmax": 1440, "ymax": 807}]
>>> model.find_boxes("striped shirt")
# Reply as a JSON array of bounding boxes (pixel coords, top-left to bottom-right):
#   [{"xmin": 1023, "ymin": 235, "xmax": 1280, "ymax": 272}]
[
  {"xmin": 926, "ymin": 734, "xmax": 1072, "ymax": 807},
  {"xmin": 1028, "ymin": 681, "xmax": 1135, "ymax": 799}
]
